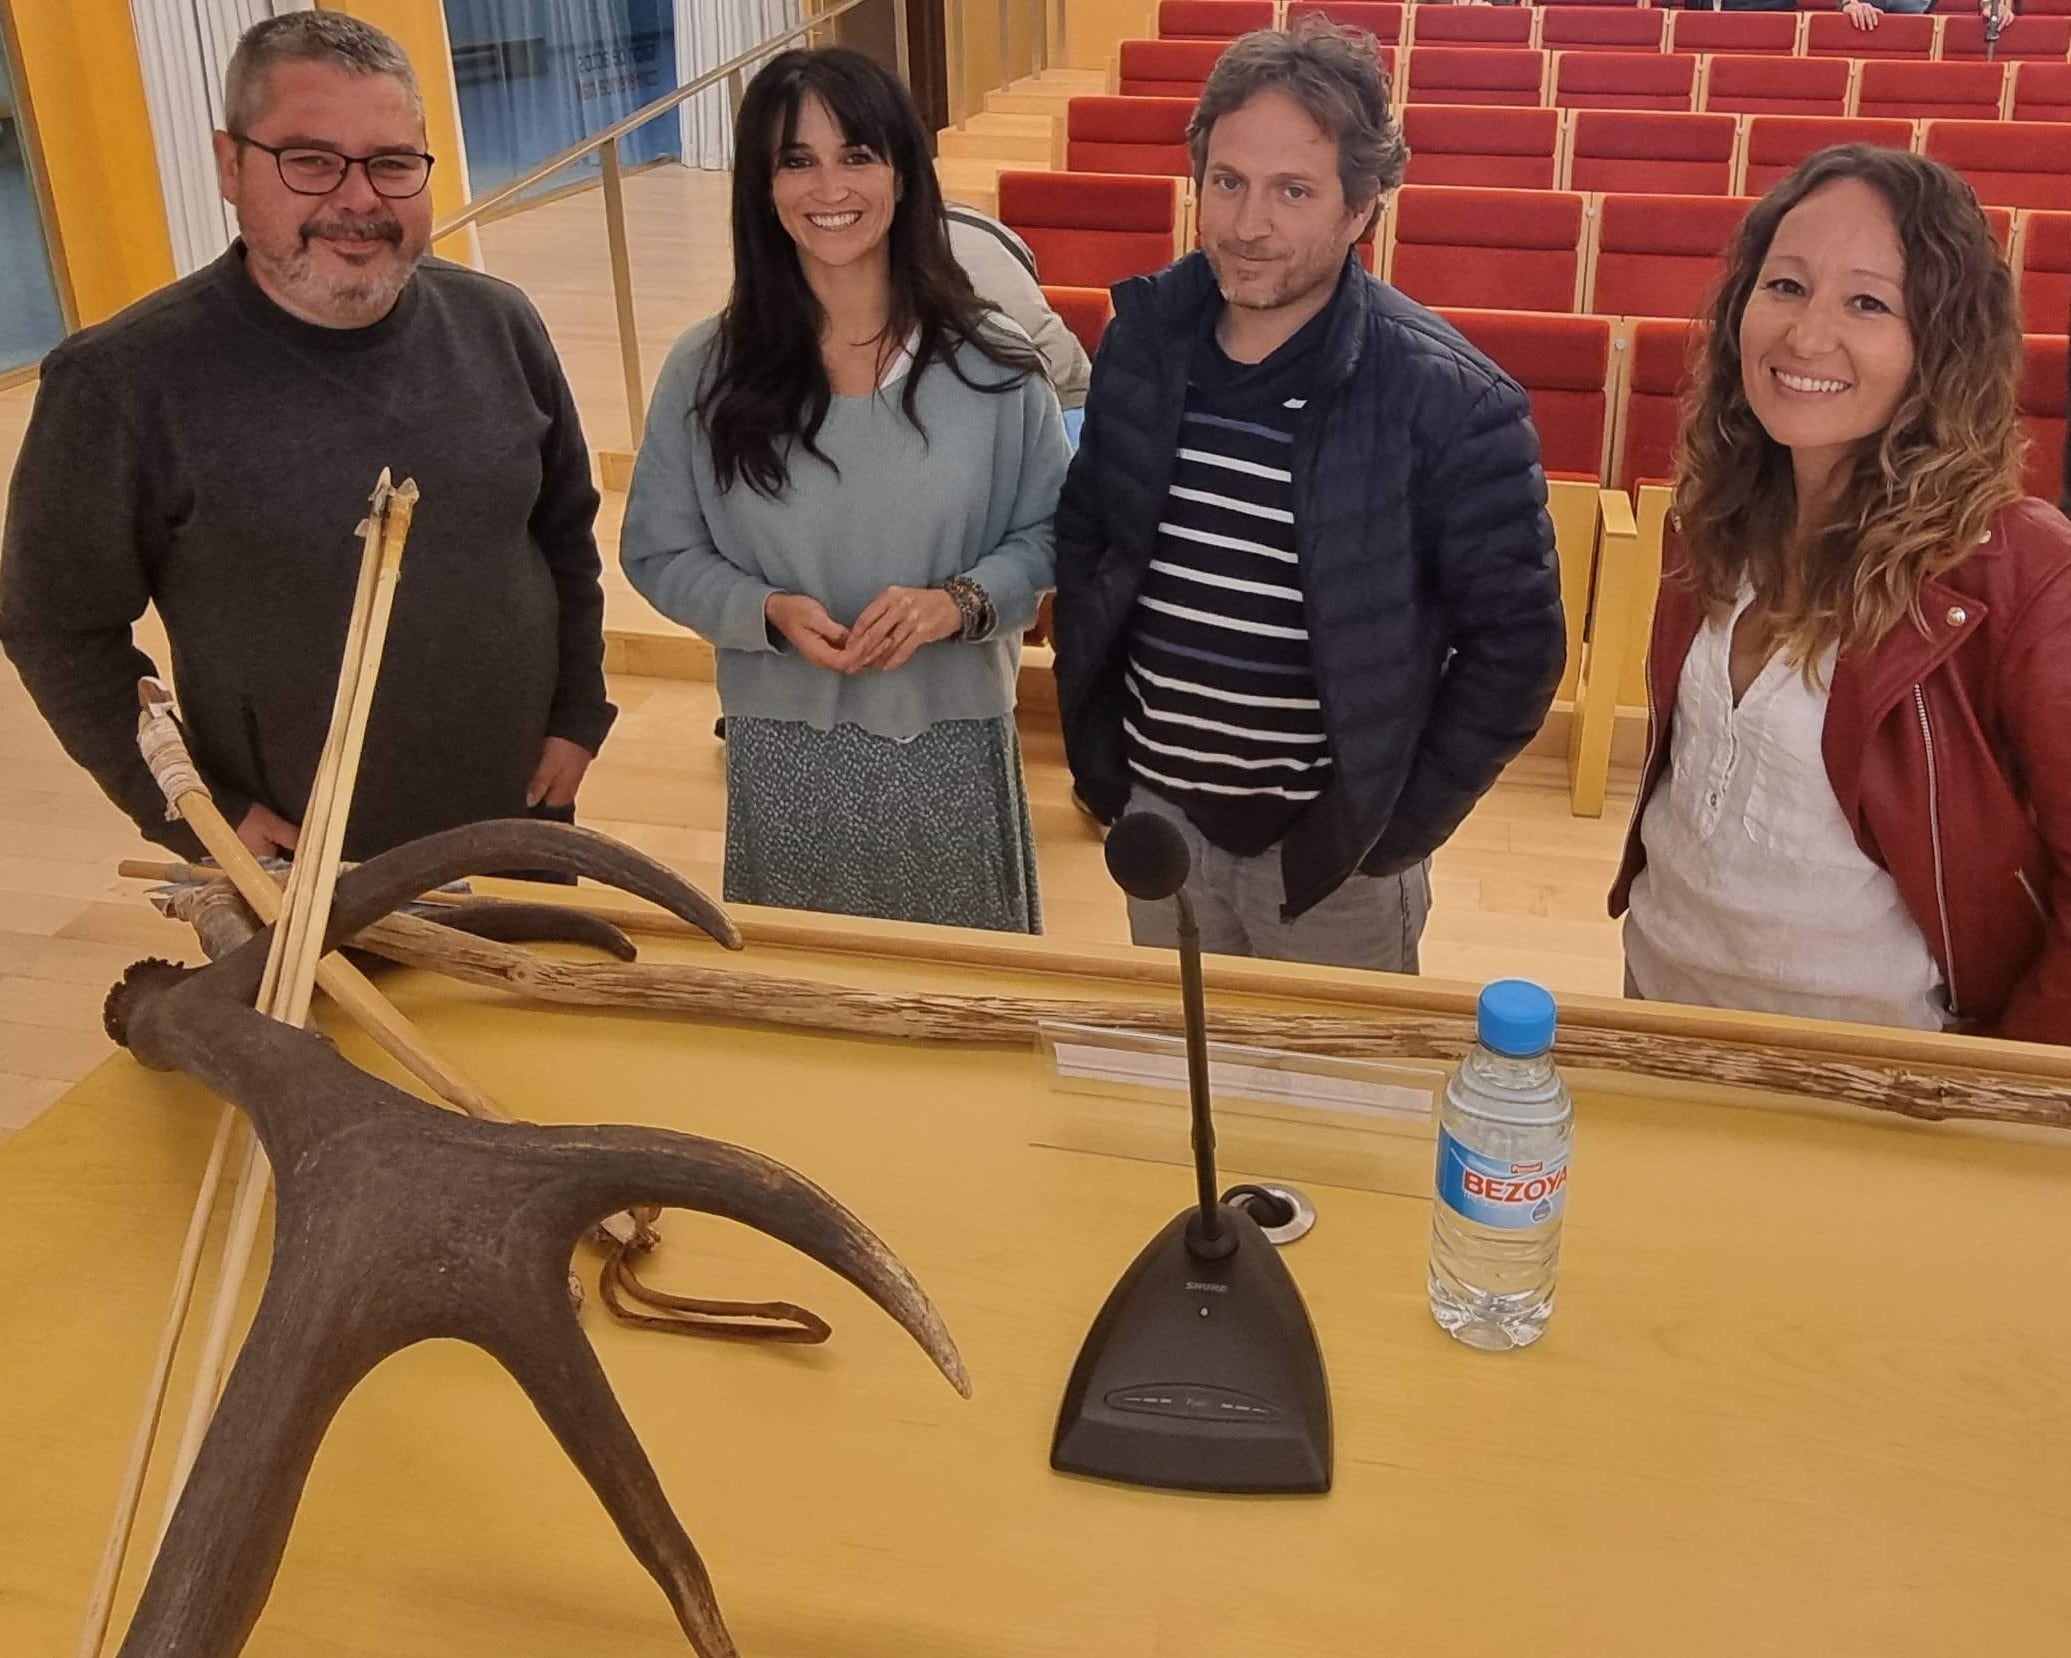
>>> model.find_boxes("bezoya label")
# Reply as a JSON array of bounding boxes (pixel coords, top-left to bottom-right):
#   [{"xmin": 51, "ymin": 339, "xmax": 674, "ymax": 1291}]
[{"xmin": 1435, "ymin": 1129, "xmax": 1569, "ymax": 1230}]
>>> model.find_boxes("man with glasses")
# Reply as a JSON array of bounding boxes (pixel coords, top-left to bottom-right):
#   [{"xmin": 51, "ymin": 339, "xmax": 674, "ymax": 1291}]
[{"xmin": 0, "ymin": 13, "xmax": 613, "ymax": 863}]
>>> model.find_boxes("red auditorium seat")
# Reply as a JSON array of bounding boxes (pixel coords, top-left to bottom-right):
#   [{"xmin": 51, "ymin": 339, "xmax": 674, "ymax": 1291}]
[
  {"xmin": 1117, "ymin": 38, "xmax": 1227, "ymax": 98},
  {"xmin": 1286, "ymin": 1, "xmax": 1404, "ymax": 43},
  {"xmin": 1406, "ymin": 46, "xmax": 1547, "ymax": 106},
  {"xmin": 997, "ymin": 171, "xmax": 1179, "ymax": 289},
  {"xmin": 1703, "ymin": 55, "xmax": 1850, "ymax": 118},
  {"xmin": 1617, "ymin": 319, "xmax": 1706, "ymax": 495},
  {"xmin": 1387, "ymin": 186, "xmax": 1588, "ymax": 313},
  {"xmin": 1589, "ymin": 193, "xmax": 1753, "ymax": 321},
  {"xmin": 1540, "ymin": 8, "xmax": 1668, "ymax": 53},
  {"xmin": 1438, "ymin": 309, "xmax": 1615, "ymax": 481},
  {"xmin": 1857, "ymin": 61, "xmax": 2008, "ymax": 122},
  {"xmin": 1042, "ymin": 286, "xmax": 1114, "ymax": 359},
  {"xmin": 2012, "ymin": 62, "xmax": 2071, "ymax": 123},
  {"xmin": 1156, "ymin": 2, "xmax": 1274, "ymax": 40},
  {"xmin": 1539, "ymin": 0, "xmax": 1644, "ymax": 7},
  {"xmin": 1554, "ymin": 51, "xmax": 1698, "ymax": 113},
  {"xmin": 1402, "ymin": 103, "xmax": 1562, "ymax": 188},
  {"xmin": 2021, "ymin": 214, "xmax": 2071, "ymax": 334},
  {"xmin": 1670, "ymin": 11, "xmax": 1798, "ymax": 56},
  {"xmin": 1064, "ymin": 97, "xmax": 1194, "ymax": 177},
  {"xmin": 1803, "ymin": 12, "xmax": 1936, "ymax": 59},
  {"xmin": 2020, "ymin": 333, "xmax": 2067, "ymax": 504},
  {"xmin": 1410, "ymin": 5, "xmax": 1533, "ymax": 47},
  {"xmin": 1944, "ymin": 15, "xmax": 2071, "ymax": 61},
  {"xmin": 1925, "ymin": 120, "xmax": 2071, "ymax": 210},
  {"xmin": 2025, "ymin": 0, "xmax": 2071, "ymax": 12},
  {"xmin": 1984, "ymin": 205, "xmax": 2017, "ymax": 253},
  {"xmin": 1568, "ymin": 111, "xmax": 1737, "ymax": 195},
  {"xmin": 1740, "ymin": 115, "xmax": 1916, "ymax": 195}
]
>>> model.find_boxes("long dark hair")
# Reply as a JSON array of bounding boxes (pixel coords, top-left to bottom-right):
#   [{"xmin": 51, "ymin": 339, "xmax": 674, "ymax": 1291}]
[
  {"xmin": 1675, "ymin": 145, "xmax": 2023, "ymax": 665},
  {"xmin": 698, "ymin": 47, "xmax": 1041, "ymax": 496}
]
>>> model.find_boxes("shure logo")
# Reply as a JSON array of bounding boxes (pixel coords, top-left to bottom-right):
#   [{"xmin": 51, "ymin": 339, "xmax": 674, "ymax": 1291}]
[{"xmin": 1184, "ymin": 1282, "xmax": 1229, "ymax": 1294}]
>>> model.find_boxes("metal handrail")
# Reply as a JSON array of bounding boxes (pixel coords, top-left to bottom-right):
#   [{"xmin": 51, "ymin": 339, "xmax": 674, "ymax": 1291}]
[
  {"xmin": 430, "ymin": 0, "xmax": 908, "ymax": 452},
  {"xmin": 433, "ymin": 0, "xmax": 892, "ymax": 240},
  {"xmin": 430, "ymin": 0, "xmax": 1062, "ymax": 455}
]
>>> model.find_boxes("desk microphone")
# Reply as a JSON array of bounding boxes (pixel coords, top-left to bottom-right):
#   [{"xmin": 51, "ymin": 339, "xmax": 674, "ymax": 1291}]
[
  {"xmin": 1050, "ymin": 812, "xmax": 1332, "ymax": 1494},
  {"xmin": 1985, "ymin": 0, "xmax": 2008, "ymax": 58}
]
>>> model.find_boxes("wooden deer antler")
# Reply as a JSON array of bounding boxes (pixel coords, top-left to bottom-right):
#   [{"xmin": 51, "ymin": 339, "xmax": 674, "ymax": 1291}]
[{"xmin": 103, "ymin": 820, "xmax": 968, "ymax": 1658}]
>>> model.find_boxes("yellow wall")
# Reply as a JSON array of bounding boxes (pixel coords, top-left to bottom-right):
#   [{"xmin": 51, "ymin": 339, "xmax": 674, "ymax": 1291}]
[
  {"xmin": 6, "ymin": 0, "xmax": 176, "ymax": 326},
  {"xmin": 318, "ymin": 0, "xmax": 478, "ymax": 262}
]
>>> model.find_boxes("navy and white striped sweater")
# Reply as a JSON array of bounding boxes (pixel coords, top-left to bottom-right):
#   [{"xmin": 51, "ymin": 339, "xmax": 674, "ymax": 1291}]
[{"xmin": 1125, "ymin": 311, "xmax": 1331, "ymax": 854}]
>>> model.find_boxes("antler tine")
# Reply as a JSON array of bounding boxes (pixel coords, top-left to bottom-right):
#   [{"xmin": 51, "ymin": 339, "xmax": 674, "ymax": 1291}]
[
  {"xmin": 316, "ymin": 822, "xmax": 740, "ymax": 955},
  {"xmin": 425, "ymin": 899, "xmax": 640, "ymax": 960},
  {"xmin": 179, "ymin": 821, "xmax": 739, "ymax": 1007},
  {"xmin": 536, "ymin": 1125, "xmax": 972, "ymax": 1400}
]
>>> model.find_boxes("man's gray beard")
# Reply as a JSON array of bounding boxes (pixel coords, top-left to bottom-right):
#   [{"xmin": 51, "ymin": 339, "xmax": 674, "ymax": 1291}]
[{"xmin": 251, "ymin": 240, "xmax": 424, "ymax": 327}]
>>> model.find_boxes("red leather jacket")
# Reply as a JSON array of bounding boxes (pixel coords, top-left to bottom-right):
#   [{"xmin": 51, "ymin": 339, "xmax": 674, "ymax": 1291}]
[{"xmin": 1610, "ymin": 497, "xmax": 2071, "ymax": 1043}]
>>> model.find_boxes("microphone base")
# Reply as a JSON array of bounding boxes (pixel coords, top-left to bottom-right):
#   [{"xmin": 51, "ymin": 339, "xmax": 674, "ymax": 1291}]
[{"xmin": 1050, "ymin": 1204, "xmax": 1332, "ymax": 1494}]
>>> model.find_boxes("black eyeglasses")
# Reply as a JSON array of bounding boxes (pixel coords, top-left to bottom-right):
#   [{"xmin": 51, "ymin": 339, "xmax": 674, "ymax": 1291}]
[{"xmin": 231, "ymin": 134, "xmax": 436, "ymax": 200}]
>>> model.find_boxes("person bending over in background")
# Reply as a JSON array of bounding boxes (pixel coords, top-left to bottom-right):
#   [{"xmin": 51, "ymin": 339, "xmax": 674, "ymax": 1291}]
[
  {"xmin": 946, "ymin": 202, "xmax": 1092, "ymax": 410},
  {"xmin": 620, "ymin": 48, "xmax": 1067, "ymax": 934},
  {"xmin": 1613, "ymin": 146, "xmax": 2071, "ymax": 1043}
]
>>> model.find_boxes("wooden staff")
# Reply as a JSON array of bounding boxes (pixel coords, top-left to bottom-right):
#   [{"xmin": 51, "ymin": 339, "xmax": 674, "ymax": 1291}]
[{"xmin": 154, "ymin": 473, "xmax": 417, "ymax": 1557}]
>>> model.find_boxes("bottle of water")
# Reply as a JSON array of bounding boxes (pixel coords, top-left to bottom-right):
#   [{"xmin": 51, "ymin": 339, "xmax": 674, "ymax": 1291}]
[{"xmin": 1428, "ymin": 979, "xmax": 1573, "ymax": 1351}]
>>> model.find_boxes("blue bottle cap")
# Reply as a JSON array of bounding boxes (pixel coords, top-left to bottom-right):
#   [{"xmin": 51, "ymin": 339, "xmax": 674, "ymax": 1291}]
[{"xmin": 1476, "ymin": 979, "xmax": 1557, "ymax": 1057}]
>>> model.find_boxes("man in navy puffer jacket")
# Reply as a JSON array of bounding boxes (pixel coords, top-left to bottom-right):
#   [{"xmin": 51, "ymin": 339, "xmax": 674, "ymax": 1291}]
[{"xmin": 1053, "ymin": 19, "xmax": 1565, "ymax": 970}]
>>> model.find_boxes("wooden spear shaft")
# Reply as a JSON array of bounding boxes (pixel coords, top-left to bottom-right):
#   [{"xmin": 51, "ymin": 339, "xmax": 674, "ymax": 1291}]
[
  {"xmin": 153, "ymin": 474, "xmax": 418, "ymax": 1553},
  {"xmin": 83, "ymin": 487, "xmax": 477, "ymax": 1658}
]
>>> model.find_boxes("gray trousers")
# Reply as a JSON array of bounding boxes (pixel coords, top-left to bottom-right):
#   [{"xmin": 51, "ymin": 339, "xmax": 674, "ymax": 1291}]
[{"xmin": 1119, "ymin": 786, "xmax": 1431, "ymax": 973}]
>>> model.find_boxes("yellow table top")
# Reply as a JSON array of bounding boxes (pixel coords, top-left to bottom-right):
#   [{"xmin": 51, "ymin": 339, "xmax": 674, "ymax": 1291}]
[{"xmin": 5, "ymin": 915, "xmax": 2070, "ymax": 1657}]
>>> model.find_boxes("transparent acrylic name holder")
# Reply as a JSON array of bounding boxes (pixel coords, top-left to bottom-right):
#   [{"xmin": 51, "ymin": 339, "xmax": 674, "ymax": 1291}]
[{"xmin": 1036, "ymin": 1021, "xmax": 1447, "ymax": 1208}]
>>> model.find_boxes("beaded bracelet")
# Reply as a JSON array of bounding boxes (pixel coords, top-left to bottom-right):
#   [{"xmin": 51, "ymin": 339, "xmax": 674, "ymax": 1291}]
[{"xmin": 938, "ymin": 574, "xmax": 997, "ymax": 643}]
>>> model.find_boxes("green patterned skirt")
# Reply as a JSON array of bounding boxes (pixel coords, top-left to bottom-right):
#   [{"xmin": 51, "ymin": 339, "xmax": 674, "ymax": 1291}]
[{"xmin": 722, "ymin": 715, "xmax": 1042, "ymax": 934}]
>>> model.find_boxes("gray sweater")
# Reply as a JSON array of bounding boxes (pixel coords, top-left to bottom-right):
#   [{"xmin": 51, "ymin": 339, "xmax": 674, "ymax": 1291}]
[
  {"xmin": 0, "ymin": 247, "xmax": 613, "ymax": 861},
  {"xmin": 620, "ymin": 319, "xmax": 1067, "ymax": 739}
]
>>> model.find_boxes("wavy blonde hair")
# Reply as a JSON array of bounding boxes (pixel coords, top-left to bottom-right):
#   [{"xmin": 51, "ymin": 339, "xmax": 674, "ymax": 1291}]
[{"xmin": 1674, "ymin": 145, "xmax": 2025, "ymax": 666}]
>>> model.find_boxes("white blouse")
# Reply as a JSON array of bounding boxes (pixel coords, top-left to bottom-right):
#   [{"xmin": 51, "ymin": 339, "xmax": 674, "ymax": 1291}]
[{"xmin": 1623, "ymin": 587, "xmax": 1950, "ymax": 1031}]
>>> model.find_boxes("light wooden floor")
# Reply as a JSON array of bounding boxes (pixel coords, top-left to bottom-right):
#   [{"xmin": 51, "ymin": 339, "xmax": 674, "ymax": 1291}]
[{"xmin": 0, "ymin": 172, "xmax": 1635, "ymax": 1143}]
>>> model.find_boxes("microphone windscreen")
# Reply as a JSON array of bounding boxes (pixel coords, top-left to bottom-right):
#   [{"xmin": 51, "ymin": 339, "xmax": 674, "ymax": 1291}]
[{"xmin": 1103, "ymin": 812, "xmax": 1193, "ymax": 902}]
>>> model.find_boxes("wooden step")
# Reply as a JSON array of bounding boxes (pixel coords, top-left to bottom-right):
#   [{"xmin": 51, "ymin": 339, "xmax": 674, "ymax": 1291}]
[
  {"xmin": 936, "ymin": 111, "xmax": 1059, "ymax": 166},
  {"xmin": 1022, "ymin": 67, "xmax": 1107, "ymax": 90},
  {"xmin": 934, "ymin": 156, "xmax": 1005, "ymax": 215},
  {"xmin": 984, "ymin": 86, "xmax": 1085, "ymax": 116}
]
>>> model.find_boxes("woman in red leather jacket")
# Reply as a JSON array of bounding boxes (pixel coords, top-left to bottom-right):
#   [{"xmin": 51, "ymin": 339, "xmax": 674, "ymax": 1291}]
[{"xmin": 1610, "ymin": 145, "xmax": 2071, "ymax": 1044}]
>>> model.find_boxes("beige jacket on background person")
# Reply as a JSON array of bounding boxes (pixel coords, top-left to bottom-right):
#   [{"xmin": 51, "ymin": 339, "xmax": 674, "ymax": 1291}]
[{"xmin": 947, "ymin": 205, "xmax": 1093, "ymax": 409}]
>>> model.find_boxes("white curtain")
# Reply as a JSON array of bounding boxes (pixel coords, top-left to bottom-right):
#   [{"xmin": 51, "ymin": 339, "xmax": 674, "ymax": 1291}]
[
  {"xmin": 131, "ymin": 0, "xmax": 313, "ymax": 277},
  {"xmin": 674, "ymin": 0, "xmax": 801, "ymax": 171}
]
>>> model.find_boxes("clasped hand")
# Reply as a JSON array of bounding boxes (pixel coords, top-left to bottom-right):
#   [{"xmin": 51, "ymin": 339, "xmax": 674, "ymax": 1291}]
[{"xmin": 766, "ymin": 586, "xmax": 963, "ymax": 674}]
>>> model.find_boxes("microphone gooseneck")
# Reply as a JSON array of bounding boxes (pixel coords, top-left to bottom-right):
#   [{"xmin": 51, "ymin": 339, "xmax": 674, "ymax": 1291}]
[{"xmin": 1105, "ymin": 813, "xmax": 1228, "ymax": 1258}]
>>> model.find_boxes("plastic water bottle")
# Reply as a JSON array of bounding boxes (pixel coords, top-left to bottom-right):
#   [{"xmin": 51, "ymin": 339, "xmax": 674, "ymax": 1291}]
[{"xmin": 1427, "ymin": 979, "xmax": 1573, "ymax": 1351}]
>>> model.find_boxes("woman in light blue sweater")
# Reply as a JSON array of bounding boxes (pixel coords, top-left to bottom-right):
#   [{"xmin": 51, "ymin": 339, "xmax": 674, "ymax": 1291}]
[{"xmin": 621, "ymin": 48, "xmax": 1068, "ymax": 932}]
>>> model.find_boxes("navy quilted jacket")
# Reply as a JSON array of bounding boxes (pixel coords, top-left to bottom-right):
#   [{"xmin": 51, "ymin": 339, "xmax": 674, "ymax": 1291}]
[{"xmin": 1052, "ymin": 252, "xmax": 1565, "ymax": 918}]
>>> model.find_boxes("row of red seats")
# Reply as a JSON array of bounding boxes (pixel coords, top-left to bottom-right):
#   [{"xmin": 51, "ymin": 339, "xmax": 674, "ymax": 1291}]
[
  {"xmin": 1587, "ymin": 320, "xmax": 2064, "ymax": 504},
  {"xmin": 1156, "ymin": 1, "xmax": 2070, "ymax": 62},
  {"xmin": 1064, "ymin": 98, "xmax": 2071, "ymax": 208},
  {"xmin": 1030, "ymin": 291, "xmax": 2068, "ymax": 506},
  {"xmin": 1385, "ymin": 185, "xmax": 2071, "ymax": 325},
  {"xmin": 1122, "ymin": 38, "xmax": 2070, "ymax": 120},
  {"xmin": 1008, "ymin": 170, "xmax": 2069, "ymax": 328}
]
